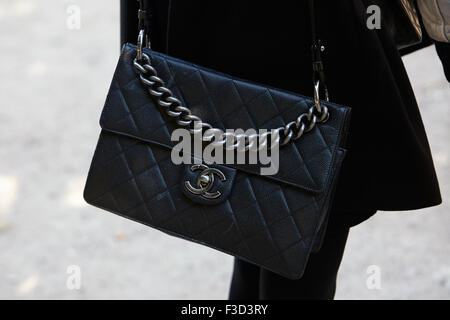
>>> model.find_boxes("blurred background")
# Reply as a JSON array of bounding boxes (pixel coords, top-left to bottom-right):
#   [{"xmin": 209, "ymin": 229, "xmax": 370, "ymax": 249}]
[{"xmin": 0, "ymin": 0, "xmax": 449, "ymax": 299}]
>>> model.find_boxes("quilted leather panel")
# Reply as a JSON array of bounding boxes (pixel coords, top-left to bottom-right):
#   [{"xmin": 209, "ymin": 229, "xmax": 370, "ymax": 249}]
[
  {"xmin": 84, "ymin": 44, "xmax": 351, "ymax": 279},
  {"xmin": 100, "ymin": 44, "xmax": 350, "ymax": 192}
]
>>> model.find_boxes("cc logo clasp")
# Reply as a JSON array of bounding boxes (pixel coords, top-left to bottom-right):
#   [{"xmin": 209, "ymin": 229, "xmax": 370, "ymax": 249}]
[{"xmin": 184, "ymin": 164, "xmax": 226, "ymax": 199}]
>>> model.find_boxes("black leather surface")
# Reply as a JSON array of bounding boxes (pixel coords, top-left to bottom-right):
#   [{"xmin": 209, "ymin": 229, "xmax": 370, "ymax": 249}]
[{"xmin": 84, "ymin": 44, "xmax": 351, "ymax": 279}]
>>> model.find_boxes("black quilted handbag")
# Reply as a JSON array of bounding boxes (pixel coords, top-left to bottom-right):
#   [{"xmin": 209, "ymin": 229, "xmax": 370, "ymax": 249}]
[{"xmin": 83, "ymin": 0, "xmax": 351, "ymax": 279}]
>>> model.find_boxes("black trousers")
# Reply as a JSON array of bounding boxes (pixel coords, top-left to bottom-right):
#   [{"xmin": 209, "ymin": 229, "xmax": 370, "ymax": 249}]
[{"xmin": 228, "ymin": 214, "xmax": 350, "ymax": 300}]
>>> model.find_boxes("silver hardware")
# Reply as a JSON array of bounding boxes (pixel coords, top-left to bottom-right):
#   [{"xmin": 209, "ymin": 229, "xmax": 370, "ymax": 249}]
[
  {"xmin": 133, "ymin": 44, "xmax": 329, "ymax": 150},
  {"xmin": 137, "ymin": 29, "xmax": 145, "ymax": 61},
  {"xmin": 137, "ymin": 29, "xmax": 151, "ymax": 62},
  {"xmin": 185, "ymin": 164, "xmax": 226, "ymax": 199}
]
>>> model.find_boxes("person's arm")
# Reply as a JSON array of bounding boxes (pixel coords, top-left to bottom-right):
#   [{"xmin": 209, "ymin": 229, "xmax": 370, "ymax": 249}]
[
  {"xmin": 435, "ymin": 42, "xmax": 450, "ymax": 81},
  {"xmin": 417, "ymin": 0, "xmax": 450, "ymax": 81}
]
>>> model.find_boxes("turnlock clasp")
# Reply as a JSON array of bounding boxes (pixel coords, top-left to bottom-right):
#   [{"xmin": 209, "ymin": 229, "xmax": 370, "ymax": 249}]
[{"xmin": 184, "ymin": 164, "xmax": 226, "ymax": 199}]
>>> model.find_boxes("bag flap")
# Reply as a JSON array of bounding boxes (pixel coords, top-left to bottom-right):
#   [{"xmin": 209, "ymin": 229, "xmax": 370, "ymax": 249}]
[{"xmin": 99, "ymin": 44, "xmax": 351, "ymax": 194}]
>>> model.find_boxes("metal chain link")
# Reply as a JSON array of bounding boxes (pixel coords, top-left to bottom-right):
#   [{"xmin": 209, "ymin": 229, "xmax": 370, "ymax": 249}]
[{"xmin": 133, "ymin": 51, "xmax": 329, "ymax": 151}]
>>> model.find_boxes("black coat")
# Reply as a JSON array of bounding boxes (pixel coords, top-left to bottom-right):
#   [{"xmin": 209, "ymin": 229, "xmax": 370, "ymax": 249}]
[{"xmin": 120, "ymin": 0, "xmax": 443, "ymax": 227}]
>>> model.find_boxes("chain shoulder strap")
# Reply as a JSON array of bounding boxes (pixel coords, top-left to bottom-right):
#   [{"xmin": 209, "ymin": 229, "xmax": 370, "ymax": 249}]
[{"xmin": 134, "ymin": 0, "xmax": 329, "ymax": 150}]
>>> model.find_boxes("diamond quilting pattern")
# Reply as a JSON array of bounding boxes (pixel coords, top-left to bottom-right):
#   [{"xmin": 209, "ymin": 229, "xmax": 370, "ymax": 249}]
[{"xmin": 85, "ymin": 44, "xmax": 350, "ymax": 279}]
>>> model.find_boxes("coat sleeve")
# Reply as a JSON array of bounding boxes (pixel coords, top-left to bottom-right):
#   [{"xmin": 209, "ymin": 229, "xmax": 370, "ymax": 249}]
[{"xmin": 417, "ymin": 0, "xmax": 450, "ymax": 42}]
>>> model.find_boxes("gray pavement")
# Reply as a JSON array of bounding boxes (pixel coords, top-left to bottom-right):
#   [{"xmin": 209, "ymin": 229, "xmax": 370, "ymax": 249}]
[{"xmin": 0, "ymin": 0, "xmax": 449, "ymax": 299}]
